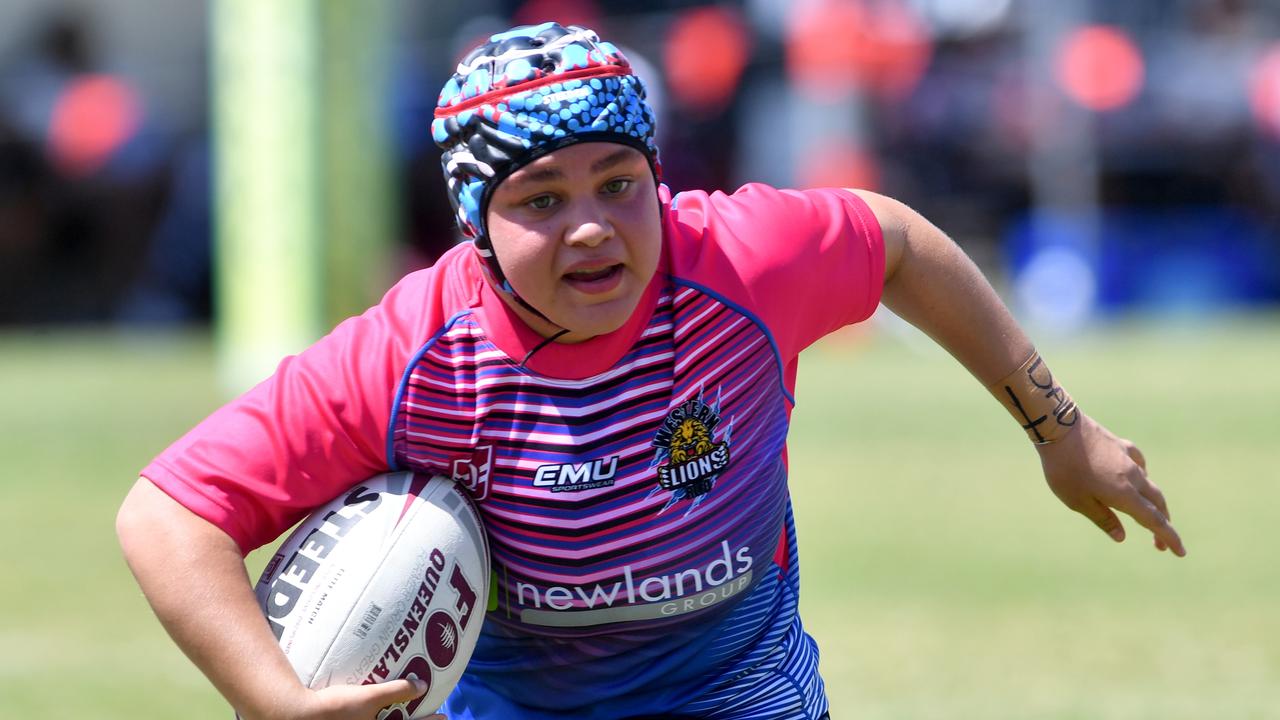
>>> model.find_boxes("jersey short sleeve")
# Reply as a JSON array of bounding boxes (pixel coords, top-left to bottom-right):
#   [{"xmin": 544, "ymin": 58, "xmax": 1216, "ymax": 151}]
[
  {"xmin": 664, "ymin": 183, "xmax": 885, "ymax": 361},
  {"xmin": 140, "ymin": 248, "xmax": 475, "ymax": 554}
]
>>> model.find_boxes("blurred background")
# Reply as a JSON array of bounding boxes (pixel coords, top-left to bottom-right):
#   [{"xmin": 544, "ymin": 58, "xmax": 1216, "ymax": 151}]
[
  {"xmin": 1, "ymin": 0, "xmax": 1277, "ymax": 718},
  {"xmin": 1, "ymin": 0, "xmax": 1277, "ymax": 337}
]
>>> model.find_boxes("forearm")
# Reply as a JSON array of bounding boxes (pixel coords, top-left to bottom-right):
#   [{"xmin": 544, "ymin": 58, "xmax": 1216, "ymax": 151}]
[{"xmin": 116, "ymin": 477, "xmax": 307, "ymax": 720}]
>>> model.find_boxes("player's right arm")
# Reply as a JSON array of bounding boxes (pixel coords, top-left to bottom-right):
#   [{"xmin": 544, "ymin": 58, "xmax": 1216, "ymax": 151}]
[{"xmin": 116, "ymin": 476, "xmax": 439, "ymax": 720}]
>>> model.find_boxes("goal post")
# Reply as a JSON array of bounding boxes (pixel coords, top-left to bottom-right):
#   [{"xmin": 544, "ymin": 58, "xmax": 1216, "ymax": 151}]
[{"xmin": 211, "ymin": 0, "xmax": 393, "ymax": 394}]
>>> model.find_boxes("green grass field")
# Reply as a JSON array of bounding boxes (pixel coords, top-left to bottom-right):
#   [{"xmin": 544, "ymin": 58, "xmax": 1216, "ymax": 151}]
[{"xmin": 2, "ymin": 316, "xmax": 1277, "ymax": 718}]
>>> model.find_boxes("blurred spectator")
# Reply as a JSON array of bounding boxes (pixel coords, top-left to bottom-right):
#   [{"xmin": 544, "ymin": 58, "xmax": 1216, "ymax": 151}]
[
  {"xmin": 116, "ymin": 138, "xmax": 211, "ymax": 323},
  {"xmin": 0, "ymin": 114, "xmax": 52, "ymax": 320},
  {"xmin": 0, "ymin": 9, "xmax": 173, "ymax": 323}
]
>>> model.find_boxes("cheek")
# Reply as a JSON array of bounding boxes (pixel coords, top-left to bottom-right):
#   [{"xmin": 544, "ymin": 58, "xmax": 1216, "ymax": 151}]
[
  {"xmin": 486, "ymin": 219, "xmax": 556, "ymax": 289},
  {"xmin": 494, "ymin": 237, "xmax": 541, "ymax": 271},
  {"xmin": 500, "ymin": 243, "xmax": 556, "ymax": 297},
  {"xmin": 625, "ymin": 201, "xmax": 663, "ymax": 270}
]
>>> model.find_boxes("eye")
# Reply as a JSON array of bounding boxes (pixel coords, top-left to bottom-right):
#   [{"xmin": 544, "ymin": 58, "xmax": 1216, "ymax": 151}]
[
  {"xmin": 602, "ymin": 178, "xmax": 631, "ymax": 194},
  {"xmin": 526, "ymin": 194, "xmax": 556, "ymax": 210}
]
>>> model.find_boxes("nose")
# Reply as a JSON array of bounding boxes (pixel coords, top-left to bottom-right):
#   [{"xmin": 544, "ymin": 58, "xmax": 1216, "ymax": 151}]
[{"xmin": 563, "ymin": 198, "xmax": 614, "ymax": 248}]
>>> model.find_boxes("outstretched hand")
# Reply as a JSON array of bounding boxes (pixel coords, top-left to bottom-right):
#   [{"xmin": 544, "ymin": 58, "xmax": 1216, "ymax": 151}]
[{"xmin": 1035, "ymin": 413, "xmax": 1186, "ymax": 557}]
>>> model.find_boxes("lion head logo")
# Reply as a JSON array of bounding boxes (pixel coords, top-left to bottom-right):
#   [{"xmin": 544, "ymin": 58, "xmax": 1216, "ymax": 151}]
[{"xmin": 670, "ymin": 417, "xmax": 716, "ymax": 464}]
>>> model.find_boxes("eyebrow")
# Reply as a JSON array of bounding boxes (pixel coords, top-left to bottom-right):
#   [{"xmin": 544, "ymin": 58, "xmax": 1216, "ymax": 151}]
[
  {"xmin": 509, "ymin": 147, "xmax": 639, "ymax": 185},
  {"xmin": 589, "ymin": 147, "xmax": 639, "ymax": 174}
]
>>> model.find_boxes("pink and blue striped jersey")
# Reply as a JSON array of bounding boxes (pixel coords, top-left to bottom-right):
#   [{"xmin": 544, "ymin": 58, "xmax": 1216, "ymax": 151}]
[{"xmin": 143, "ymin": 183, "xmax": 884, "ymax": 719}]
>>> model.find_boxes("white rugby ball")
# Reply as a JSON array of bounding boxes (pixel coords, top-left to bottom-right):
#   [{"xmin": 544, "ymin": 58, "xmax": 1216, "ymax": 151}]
[{"xmin": 254, "ymin": 472, "xmax": 488, "ymax": 718}]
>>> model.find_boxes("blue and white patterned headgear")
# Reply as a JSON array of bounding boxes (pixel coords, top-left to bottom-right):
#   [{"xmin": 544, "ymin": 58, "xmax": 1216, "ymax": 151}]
[{"xmin": 432, "ymin": 22, "xmax": 660, "ymax": 288}]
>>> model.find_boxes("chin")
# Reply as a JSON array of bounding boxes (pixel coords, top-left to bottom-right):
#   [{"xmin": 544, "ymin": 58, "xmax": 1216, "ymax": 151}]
[
  {"xmin": 560, "ymin": 294, "xmax": 641, "ymax": 339},
  {"xmin": 562, "ymin": 310, "xmax": 628, "ymax": 339},
  {"xmin": 550, "ymin": 277, "xmax": 646, "ymax": 339}
]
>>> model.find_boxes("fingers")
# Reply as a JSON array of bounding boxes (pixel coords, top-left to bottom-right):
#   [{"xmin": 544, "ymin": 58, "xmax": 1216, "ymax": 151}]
[
  {"xmin": 364, "ymin": 678, "xmax": 429, "ymax": 709},
  {"xmin": 1123, "ymin": 442, "xmax": 1178, "ymax": 551},
  {"xmin": 1124, "ymin": 440, "xmax": 1147, "ymax": 472},
  {"xmin": 313, "ymin": 677, "xmax": 428, "ymax": 718},
  {"xmin": 1123, "ymin": 441, "xmax": 1171, "ymax": 522},
  {"xmin": 1045, "ymin": 423, "xmax": 1186, "ymax": 557},
  {"xmin": 1069, "ymin": 468, "xmax": 1185, "ymax": 556},
  {"xmin": 1120, "ymin": 439, "xmax": 1176, "ymax": 552},
  {"xmin": 1081, "ymin": 499, "xmax": 1126, "ymax": 542},
  {"xmin": 1079, "ymin": 488, "xmax": 1185, "ymax": 556},
  {"xmin": 1136, "ymin": 477, "xmax": 1171, "ymax": 525},
  {"xmin": 1111, "ymin": 487, "xmax": 1186, "ymax": 557}
]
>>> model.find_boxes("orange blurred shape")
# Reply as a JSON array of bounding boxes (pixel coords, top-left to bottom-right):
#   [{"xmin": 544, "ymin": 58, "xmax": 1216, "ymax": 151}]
[
  {"xmin": 512, "ymin": 0, "xmax": 602, "ymax": 33},
  {"xmin": 664, "ymin": 6, "xmax": 750, "ymax": 116},
  {"xmin": 1249, "ymin": 44, "xmax": 1280, "ymax": 139},
  {"xmin": 785, "ymin": 0, "xmax": 932, "ymax": 102},
  {"xmin": 1054, "ymin": 25, "xmax": 1144, "ymax": 112},
  {"xmin": 797, "ymin": 139, "xmax": 880, "ymax": 191},
  {"xmin": 48, "ymin": 74, "xmax": 141, "ymax": 178}
]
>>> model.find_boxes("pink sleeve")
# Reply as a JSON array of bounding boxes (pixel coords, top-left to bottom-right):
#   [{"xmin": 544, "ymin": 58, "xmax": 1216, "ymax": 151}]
[
  {"xmin": 666, "ymin": 183, "xmax": 885, "ymax": 361},
  {"xmin": 140, "ymin": 268, "xmax": 451, "ymax": 554}
]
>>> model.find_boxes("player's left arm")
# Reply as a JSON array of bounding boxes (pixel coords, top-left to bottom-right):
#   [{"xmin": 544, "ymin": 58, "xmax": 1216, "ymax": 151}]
[{"xmin": 850, "ymin": 188, "xmax": 1185, "ymax": 557}]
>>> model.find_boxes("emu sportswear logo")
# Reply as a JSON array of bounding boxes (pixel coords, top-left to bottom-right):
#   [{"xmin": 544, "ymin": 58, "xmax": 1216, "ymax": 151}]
[
  {"xmin": 533, "ymin": 456, "xmax": 619, "ymax": 493},
  {"xmin": 650, "ymin": 387, "xmax": 733, "ymax": 512}
]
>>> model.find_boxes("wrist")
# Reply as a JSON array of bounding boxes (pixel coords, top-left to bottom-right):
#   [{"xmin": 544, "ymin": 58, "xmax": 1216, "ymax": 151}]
[
  {"xmin": 225, "ymin": 663, "xmax": 311, "ymax": 720},
  {"xmin": 987, "ymin": 351, "xmax": 1080, "ymax": 445}
]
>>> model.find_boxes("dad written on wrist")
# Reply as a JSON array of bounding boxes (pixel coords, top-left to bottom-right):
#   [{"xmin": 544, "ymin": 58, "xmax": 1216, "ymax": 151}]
[
  {"xmin": 116, "ymin": 21, "xmax": 1185, "ymax": 720},
  {"xmin": 989, "ymin": 351, "xmax": 1078, "ymax": 444}
]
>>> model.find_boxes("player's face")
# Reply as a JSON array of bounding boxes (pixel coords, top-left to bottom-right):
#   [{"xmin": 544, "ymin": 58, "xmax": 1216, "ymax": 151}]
[{"xmin": 485, "ymin": 142, "xmax": 662, "ymax": 341}]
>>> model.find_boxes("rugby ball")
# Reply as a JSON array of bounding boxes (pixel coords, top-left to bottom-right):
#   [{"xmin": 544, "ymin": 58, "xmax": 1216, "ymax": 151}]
[{"xmin": 254, "ymin": 472, "xmax": 489, "ymax": 718}]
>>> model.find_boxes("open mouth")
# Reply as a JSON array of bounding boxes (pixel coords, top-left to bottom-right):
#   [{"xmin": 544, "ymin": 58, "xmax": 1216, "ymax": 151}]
[{"xmin": 563, "ymin": 264, "xmax": 624, "ymax": 293}]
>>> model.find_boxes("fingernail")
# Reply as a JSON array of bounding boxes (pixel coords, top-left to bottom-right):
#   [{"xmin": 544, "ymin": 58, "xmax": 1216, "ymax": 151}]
[
  {"xmin": 411, "ymin": 677, "xmax": 429, "ymax": 694},
  {"xmin": 1109, "ymin": 528, "xmax": 1124, "ymax": 542}
]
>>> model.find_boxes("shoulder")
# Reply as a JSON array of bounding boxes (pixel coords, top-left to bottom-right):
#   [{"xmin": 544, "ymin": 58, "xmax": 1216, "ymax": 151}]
[
  {"xmin": 662, "ymin": 183, "xmax": 881, "ymax": 277},
  {"xmin": 665, "ymin": 183, "xmax": 878, "ymax": 242}
]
